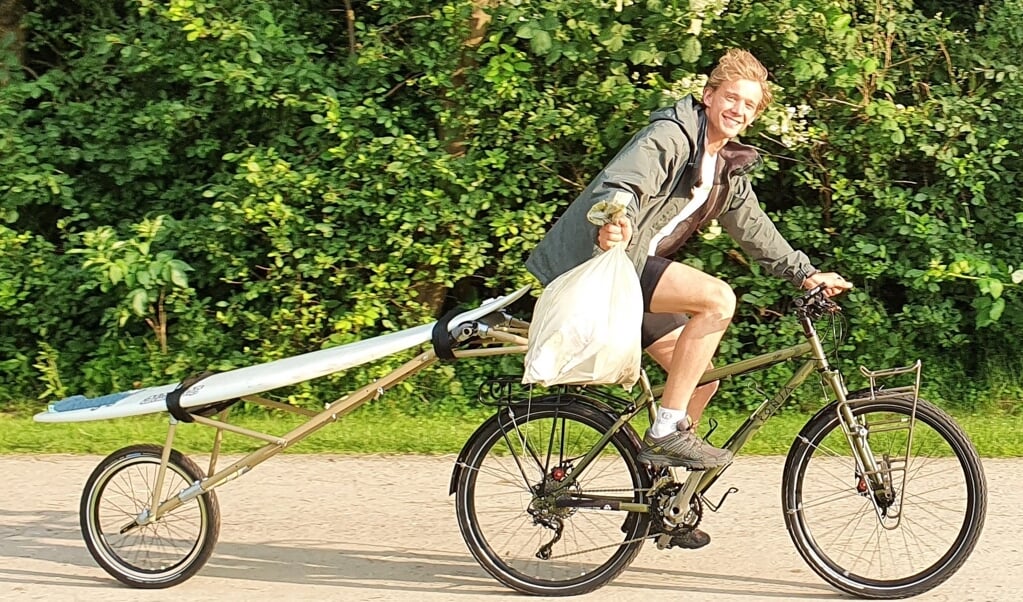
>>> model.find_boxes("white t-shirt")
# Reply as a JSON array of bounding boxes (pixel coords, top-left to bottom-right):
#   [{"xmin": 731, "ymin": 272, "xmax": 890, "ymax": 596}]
[{"xmin": 648, "ymin": 150, "xmax": 717, "ymax": 256}]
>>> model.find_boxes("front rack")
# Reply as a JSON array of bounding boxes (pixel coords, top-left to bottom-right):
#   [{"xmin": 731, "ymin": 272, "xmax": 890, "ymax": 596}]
[
  {"xmin": 860, "ymin": 360, "xmax": 923, "ymax": 404},
  {"xmin": 841, "ymin": 359, "xmax": 923, "ymax": 529}
]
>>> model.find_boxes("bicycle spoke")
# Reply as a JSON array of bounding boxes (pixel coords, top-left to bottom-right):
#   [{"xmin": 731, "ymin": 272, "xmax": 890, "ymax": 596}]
[
  {"xmin": 456, "ymin": 400, "xmax": 649, "ymax": 595},
  {"xmin": 784, "ymin": 399, "xmax": 984, "ymax": 597}
]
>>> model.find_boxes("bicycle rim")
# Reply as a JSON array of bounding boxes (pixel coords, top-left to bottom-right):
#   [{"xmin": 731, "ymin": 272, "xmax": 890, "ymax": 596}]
[
  {"xmin": 82, "ymin": 447, "xmax": 215, "ymax": 586},
  {"xmin": 784, "ymin": 398, "xmax": 985, "ymax": 598},
  {"xmin": 457, "ymin": 402, "xmax": 648, "ymax": 595}
]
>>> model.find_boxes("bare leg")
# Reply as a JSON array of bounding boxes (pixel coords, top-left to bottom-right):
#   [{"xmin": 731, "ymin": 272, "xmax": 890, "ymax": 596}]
[
  {"xmin": 646, "ymin": 327, "xmax": 719, "ymax": 427},
  {"xmin": 648, "ymin": 262, "xmax": 735, "ymax": 416}
]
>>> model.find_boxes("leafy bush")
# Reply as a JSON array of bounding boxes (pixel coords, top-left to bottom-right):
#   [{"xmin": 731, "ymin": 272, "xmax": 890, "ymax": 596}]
[{"xmin": 1, "ymin": 0, "xmax": 1020, "ymax": 415}]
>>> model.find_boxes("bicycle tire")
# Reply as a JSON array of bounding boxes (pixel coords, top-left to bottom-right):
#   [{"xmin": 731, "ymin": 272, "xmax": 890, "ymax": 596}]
[
  {"xmin": 454, "ymin": 395, "xmax": 651, "ymax": 596},
  {"xmin": 782, "ymin": 394, "xmax": 986, "ymax": 598},
  {"xmin": 80, "ymin": 444, "xmax": 221, "ymax": 588}
]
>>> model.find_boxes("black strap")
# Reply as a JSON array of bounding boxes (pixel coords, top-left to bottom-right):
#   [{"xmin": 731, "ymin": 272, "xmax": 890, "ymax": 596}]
[
  {"xmin": 431, "ymin": 307, "xmax": 464, "ymax": 361},
  {"xmin": 165, "ymin": 371, "xmax": 216, "ymax": 423}
]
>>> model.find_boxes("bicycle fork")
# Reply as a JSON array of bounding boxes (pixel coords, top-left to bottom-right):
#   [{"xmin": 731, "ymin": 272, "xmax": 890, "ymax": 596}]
[{"xmin": 835, "ymin": 361, "xmax": 922, "ymax": 529}]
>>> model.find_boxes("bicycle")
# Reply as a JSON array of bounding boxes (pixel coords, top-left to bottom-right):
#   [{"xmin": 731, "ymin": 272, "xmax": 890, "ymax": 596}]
[
  {"xmin": 33, "ymin": 285, "xmax": 985, "ymax": 597},
  {"xmin": 449, "ymin": 285, "xmax": 987, "ymax": 598}
]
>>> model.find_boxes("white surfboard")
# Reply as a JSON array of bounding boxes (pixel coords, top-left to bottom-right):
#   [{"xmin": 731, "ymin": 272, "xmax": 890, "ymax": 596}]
[{"xmin": 35, "ymin": 286, "xmax": 531, "ymax": 424}]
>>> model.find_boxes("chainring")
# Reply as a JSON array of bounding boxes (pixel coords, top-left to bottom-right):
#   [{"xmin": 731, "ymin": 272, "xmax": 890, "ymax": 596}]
[{"xmin": 649, "ymin": 481, "xmax": 704, "ymax": 536}]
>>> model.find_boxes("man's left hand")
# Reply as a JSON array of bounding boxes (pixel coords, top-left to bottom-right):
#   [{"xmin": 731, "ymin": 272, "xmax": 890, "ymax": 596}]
[{"xmin": 802, "ymin": 272, "xmax": 853, "ymax": 298}]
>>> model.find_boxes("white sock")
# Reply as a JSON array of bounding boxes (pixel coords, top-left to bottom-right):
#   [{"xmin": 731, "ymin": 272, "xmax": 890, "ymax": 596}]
[{"xmin": 650, "ymin": 407, "xmax": 690, "ymax": 438}]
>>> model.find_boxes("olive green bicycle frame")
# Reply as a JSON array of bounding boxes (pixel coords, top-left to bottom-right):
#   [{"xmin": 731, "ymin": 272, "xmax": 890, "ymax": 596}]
[
  {"xmin": 537, "ymin": 311, "xmax": 917, "ymax": 523},
  {"xmin": 134, "ymin": 305, "xmax": 910, "ymax": 532},
  {"xmin": 537, "ymin": 339, "xmax": 825, "ymax": 516}
]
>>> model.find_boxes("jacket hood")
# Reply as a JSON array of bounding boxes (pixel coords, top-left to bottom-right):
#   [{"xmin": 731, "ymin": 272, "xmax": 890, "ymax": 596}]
[
  {"xmin": 648, "ymin": 96, "xmax": 703, "ymax": 140},
  {"xmin": 649, "ymin": 95, "xmax": 705, "ymax": 172}
]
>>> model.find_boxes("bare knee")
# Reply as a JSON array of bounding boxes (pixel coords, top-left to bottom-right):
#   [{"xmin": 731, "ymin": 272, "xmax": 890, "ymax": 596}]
[
  {"xmin": 648, "ymin": 263, "xmax": 737, "ymax": 319},
  {"xmin": 696, "ymin": 280, "xmax": 736, "ymax": 320}
]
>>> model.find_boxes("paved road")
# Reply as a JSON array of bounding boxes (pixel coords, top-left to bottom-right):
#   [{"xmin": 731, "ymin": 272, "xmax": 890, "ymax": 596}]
[{"xmin": 1, "ymin": 455, "xmax": 1018, "ymax": 601}]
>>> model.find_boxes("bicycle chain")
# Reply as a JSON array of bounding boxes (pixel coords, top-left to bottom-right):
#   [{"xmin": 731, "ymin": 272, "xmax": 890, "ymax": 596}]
[
  {"xmin": 536, "ymin": 487, "xmax": 653, "ymax": 560},
  {"xmin": 541, "ymin": 527, "xmax": 655, "ymax": 560}
]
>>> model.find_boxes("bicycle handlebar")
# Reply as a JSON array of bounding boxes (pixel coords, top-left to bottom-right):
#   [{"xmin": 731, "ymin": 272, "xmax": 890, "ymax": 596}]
[{"xmin": 793, "ymin": 285, "xmax": 841, "ymax": 320}]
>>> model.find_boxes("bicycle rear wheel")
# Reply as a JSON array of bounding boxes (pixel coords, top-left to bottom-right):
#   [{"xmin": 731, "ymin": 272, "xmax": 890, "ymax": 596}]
[
  {"xmin": 454, "ymin": 396, "xmax": 650, "ymax": 596},
  {"xmin": 783, "ymin": 395, "xmax": 986, "ymax": 598}
]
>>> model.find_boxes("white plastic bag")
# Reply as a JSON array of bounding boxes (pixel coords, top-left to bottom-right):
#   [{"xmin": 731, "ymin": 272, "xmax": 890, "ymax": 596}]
[{"xmin": 523, "ymin": 198, "xmax": 643, "ymax": 388}]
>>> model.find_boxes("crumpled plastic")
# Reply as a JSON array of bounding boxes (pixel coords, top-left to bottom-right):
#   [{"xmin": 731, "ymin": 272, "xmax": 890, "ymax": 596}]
[{"xmin": 523, "ymin": 194, "xmax": 643, "ymax": 389}]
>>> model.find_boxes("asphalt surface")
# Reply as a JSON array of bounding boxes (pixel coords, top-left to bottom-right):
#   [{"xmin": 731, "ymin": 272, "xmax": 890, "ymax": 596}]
[{"xmin": 2, "ymin": 455, "xmax": 1017, "ymax": 601}]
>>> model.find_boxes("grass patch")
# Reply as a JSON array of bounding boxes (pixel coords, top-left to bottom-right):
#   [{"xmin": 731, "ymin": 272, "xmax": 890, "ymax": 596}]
[
  {"xmin": 3, "ymin": 405, "xmax": 1021, "ymax": 457},
  {"xmin": 0, "ymin": 408, "xmax": 495, "ymax": 455}
]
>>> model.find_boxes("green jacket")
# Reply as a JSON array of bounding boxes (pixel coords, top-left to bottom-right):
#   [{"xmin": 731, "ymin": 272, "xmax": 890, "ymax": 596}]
[{"xmin": 526, "ymin": 95, "xmax": 817, "ymax": 288}]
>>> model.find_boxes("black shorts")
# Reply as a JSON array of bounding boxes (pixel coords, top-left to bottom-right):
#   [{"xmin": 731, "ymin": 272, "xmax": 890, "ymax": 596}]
[{"xmin": 639, "ymin": 255, "xmax": 689, "ymax": 349}]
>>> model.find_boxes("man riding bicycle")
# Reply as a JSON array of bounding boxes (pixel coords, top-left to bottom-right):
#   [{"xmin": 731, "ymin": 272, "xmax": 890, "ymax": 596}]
[{"xmin": 526, "ymin": 48, "xmax": 852, "ymax": 548}]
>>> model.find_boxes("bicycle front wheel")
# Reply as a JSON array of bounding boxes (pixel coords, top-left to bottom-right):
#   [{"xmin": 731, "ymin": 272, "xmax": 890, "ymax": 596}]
[
  {"xmin": 454, "ymin": 396, "xmax": 651, "ymax": 596},
  {"xmin": 783, "ymin": 395, "xmax": 986, "ymax": 598},
  {"xmin": 80, "ymin": 444, "xmax": 221, "ymax": 588}
]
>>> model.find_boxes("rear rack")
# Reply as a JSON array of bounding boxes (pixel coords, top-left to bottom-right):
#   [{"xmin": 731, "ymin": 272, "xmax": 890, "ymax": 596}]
[{"xmin": 475, "ymin": 376, "xmax": 636, "ymax": 414}]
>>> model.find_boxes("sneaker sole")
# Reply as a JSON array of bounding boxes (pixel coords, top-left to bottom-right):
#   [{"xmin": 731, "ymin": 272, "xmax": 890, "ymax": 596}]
[
  {"xmin": 637, "ymin": 450, "xmax": 732, "ymax": 470},
  {"xmin": 649, "ymin": 528, "xmax": 712, "ymax": 549},
  {"xmin": 671, "ymin": 535, "xmax": 711, "ymax": 549}
]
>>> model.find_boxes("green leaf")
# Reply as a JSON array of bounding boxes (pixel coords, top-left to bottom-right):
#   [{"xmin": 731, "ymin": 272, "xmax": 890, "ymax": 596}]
[
  {"xmin": 988, "ymin": 279, "xmax": 1004, "ymax": 299},
  {"xmin": 515, "ymin": 23, "xmax": 536, "ymax": 40},
  {"xmin": 989, "ymin": 297, "xmax": 1005, "ymax": 321},
  {"xmin": 129, "ymin": 289, "xmax": 148, "ymax": 316},
  {"xmin": 680, "ymin": 36, "xmax": 701, "ymax": 63},
  {"xmin": 530, "ymin": 31, "xmax": 552, "ymax": 55},
  {"xmin": 792, "ymin": 60, "xmax": 815, "ymax": 82},
  {"xmin": 170, "ymin": 265, "xmax": 190, "ymax": 288},
  {"xmin": 630, "ymin": 48, "xmax": 655, "ymax": 65},
  {"xmin": 832, "ymin": 14, "xmax": 852, "ymax": 30}
]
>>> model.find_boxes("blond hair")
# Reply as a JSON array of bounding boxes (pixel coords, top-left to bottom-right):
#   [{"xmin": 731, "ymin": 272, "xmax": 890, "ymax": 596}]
[{"xmin": 706, "ymin": 49, "xmax": 773, "ymax": 113}]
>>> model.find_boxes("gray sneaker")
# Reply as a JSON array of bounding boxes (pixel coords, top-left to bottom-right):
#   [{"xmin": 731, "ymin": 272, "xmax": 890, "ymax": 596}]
[
  {"xmin": 666, "ymin": 527, "xmax": 711, "ymax": 549},
  {"xmin": 638, "ymin": 428, "xmax": 733, "ymax": 469}
]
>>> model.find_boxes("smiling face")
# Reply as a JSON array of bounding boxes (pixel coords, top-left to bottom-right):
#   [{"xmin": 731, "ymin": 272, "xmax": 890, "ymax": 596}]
[{"xmin": 701, "ymin": 78, "xmax": 764, "ymax": 151}]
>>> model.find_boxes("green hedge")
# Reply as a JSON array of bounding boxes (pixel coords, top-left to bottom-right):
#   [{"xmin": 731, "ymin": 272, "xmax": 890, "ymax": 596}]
[{"xmin": 1, "ymin": 0, "xmax": 1020, "ymax": 414}]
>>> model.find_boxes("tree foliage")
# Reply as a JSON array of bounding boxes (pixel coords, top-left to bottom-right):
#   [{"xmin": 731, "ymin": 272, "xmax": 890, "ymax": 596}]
[{"xmin": 0, "ymin": 0, "xmax": 1020, "ymax": 411}]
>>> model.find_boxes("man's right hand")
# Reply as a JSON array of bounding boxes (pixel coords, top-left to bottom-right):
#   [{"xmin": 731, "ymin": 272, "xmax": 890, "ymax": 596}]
[{"xmin": 597, "ymin": 217, "xmax": 633, "ymax": 251}]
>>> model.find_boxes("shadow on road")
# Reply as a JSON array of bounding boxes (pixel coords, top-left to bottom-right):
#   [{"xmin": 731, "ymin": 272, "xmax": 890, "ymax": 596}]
[{"xmin": 1, "ymin": 506, "xmax": 842, "ymax": 599}]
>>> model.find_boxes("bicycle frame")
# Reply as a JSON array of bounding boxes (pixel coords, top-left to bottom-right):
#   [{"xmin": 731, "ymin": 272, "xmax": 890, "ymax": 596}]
[
  {"xmin": 532, "ymin": 340, "xmax": 819, "ymax": 511},
  {"xmin": 132, "ymin": 290, "xmax": 918, "ymax": 538},
  {"xmin": 537, "ymin": 301, "xmax": 921, "ymax": 533}
]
